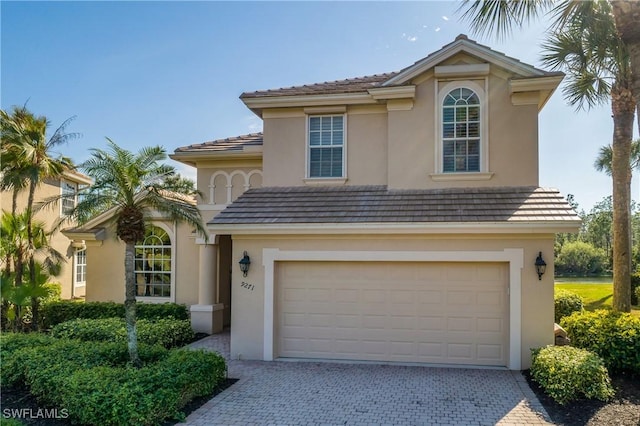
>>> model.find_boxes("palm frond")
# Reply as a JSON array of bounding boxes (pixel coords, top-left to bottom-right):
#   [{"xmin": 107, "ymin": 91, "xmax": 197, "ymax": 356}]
[{"xmin": 458, "ymin": 0, "xmax": 554, "ymax": 40}]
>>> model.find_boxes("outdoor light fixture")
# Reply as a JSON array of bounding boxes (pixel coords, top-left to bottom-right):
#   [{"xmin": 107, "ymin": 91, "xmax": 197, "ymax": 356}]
[
  {"xmin": 535, "ymin": 251, "xmax": 547, "ymax": 281},
  {"xmin": 239, "ymin": 251, "xmax": 251, "ymax": 277}
]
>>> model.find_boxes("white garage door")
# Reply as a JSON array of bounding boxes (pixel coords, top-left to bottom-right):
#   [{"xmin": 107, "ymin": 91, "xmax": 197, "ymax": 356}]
[{"xmin": 276, "ymin": 261, "xmax": 508, "ymax": 366}]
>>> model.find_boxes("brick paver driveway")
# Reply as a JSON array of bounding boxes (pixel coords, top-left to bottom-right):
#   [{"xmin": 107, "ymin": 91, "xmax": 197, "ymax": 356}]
[{"xmin": 180, "ymin": 332, "xmax": 553, "ymax": 426}]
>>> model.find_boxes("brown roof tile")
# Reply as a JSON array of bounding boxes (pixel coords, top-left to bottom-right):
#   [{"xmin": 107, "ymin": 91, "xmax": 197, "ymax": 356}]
[
  {"xmin": 174, "ymin": 133, "xmax": 263, "ymax": 153},
  {"xmin": 209, "ymin": 185, "xmax": 580, "ymax": 225}
]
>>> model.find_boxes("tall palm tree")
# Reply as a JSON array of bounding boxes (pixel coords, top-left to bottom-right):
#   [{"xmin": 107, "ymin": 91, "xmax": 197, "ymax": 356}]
[
  {"xmin": 68, "ymin": 139, "xmax": 206, "ymax": 367},
  {"xmin": 459, "ymin": 0, "xmax": 636, "ymax": 312},
  {"xmin": 594, "ymin": 140, "xmax": 640, "ymax": 175},
  {"xmin": 0, "ymin": 106, "xmax": 77, "ymax": 328},
  {"xmin": 0, "ymin": 108, "xmax": 76, "ymax": 270}
]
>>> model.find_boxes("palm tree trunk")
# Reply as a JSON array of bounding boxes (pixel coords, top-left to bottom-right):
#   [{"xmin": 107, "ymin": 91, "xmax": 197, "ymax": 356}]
[
  {"xmin": 124, "ymin": 242, "xmax": 141, "ymax": 367},
  {"xmin": 611, "ymin": 1, "xmax": 640, "ymax": 136},
  {"xmin": 611, "ymin": 84, "xmax": 635, "ymax": 312},
  {"xmin": 25, "ymin": 180, "xmax": 39, "ymax": 331}
]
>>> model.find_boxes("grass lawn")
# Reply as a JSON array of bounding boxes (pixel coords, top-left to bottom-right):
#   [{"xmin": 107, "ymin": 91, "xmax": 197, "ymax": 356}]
[{"xmin": 555, "ymin": 282, "xmax": 640, "ymax": 317}]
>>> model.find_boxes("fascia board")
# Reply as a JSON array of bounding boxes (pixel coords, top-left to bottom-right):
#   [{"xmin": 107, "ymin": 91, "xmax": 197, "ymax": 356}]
[
  {"xmin": 61, "ymin": 228, "xmax": 105, "ymax": 241},
  {"xmin": 367, "ymin": 86, "xmax": 416, "ymax": 100},
  {"xmin": 383, "ymin": 40, "xmax": 544, "ymax": 86},
  {"xmin": 169, "ymin": 151, "xmax": 263, "ymax": 165},
  {"xmin": 241, "ymin": 93, "xmax": 376, "ymax": 110},
  {"xmin": 207, "ymin": 221, "xmax": 582, "ymax": 235}
]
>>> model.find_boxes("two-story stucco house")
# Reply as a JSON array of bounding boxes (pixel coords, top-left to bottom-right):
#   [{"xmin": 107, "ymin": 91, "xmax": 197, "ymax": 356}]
[
  {"xmin": 71, "ymin": 35, "xmax": 580, "ymax": 370},
  {"xmin": 1, "ymin": 170, "xmax": 93, "ymax": 299}
]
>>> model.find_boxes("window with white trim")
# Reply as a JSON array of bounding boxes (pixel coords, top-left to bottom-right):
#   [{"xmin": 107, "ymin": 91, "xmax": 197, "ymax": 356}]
[
  {"xmin": 61, "ymin": 181, "xmax": 76, "ymax": 216},
  {"xmin": 135, "ymin": 226, "xmax": 171, "ymax": 298},
  {"xmin": 74, "ymin": 249, "xmax": 86, "ymax": 286},
  {"xmin": 308, "ymin": 115, "xmax": 344, "ymax": 178},
  {"xmin": 442, "ymin": 87, "xmax": 480, "ymax": 173}
]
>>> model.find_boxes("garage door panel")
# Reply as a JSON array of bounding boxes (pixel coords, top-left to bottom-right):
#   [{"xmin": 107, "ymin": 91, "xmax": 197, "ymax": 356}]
[{"xmin": 276, "ymin": 261, "xmax": 508, "ymax": 366}]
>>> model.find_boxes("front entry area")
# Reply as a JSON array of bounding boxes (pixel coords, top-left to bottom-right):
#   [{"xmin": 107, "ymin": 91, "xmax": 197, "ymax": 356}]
[{"xmin": 276, "ymin": 261, "xmax": 509, "ymax": 366}]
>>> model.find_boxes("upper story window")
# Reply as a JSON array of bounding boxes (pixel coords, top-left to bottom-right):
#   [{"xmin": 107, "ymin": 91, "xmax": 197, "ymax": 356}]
[
  {"xmin": 433, "ymin": 80, "xmax": 491, "ymax": 181},
  {"xmin": 442, "ymin": 88, "xmax": 480, "ymax": 173},
  {"xmin": 308, "ymin": 115, "xmax": 345, "ymax": 178},
  {"xmin": 61, "ymin": 181, "xmax": 76, "ymax": 216},
  {"xmin": 135, "ymin": 225, "xmax": 172, "ymax": 299}
]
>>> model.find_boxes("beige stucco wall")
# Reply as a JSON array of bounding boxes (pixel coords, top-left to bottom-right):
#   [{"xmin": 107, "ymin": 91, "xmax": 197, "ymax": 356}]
[
  {"xmin": 85, "ymin": 219, "xmax": 199, "ymax": 306},
  {"xmin": 229, "ymin": 234, "xmax": 555, "ymax": 369},
  {"xmin": 0, "ymin": 178, "xmax": 83, "ymax": 299},
  {"xmin": 259, "ymin": 64, "xmax": 540, "ymax": 189}
]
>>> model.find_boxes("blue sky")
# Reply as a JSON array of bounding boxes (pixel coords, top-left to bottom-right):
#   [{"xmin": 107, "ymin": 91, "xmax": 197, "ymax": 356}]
[{"xmin": 2, "ymin": 1, "xmax": 638, "ymax": 213}]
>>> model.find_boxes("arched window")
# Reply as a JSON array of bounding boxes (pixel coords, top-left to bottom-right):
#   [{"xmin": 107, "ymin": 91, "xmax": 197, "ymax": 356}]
[
  {"xmin": 442, "ymin": 87, "xmax": 481, "ymax": 173},
  {"xmin": 135, "ymin": 225, "xmax": 172, "ymax": 298}
]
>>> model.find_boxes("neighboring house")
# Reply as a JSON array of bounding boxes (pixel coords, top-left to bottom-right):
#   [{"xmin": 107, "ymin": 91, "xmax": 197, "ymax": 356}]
[
  {"xmin": 75, "ymin": 35, "xmax": 580, "ymax": 370},
  {"xmin": 0, "ymin": 170, "xmax": 93, "ymax": 299}
]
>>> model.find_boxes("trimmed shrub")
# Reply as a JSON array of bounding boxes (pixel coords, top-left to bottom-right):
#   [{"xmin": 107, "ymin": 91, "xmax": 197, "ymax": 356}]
[
  {"xmin": 40, "ymin": 301, "xmax": 189, "ymax": 329},
  {"xmin": 530, "ymin": 345, "xmax": 614, "ymax": 405},
  {"xmin": 560, "ymin": 310, "xmax": 640, "ymax": 374},
  {"xmin": 1, "ymin": 338, "xmax": 167, "ymax": 392},
  {"xmin": 554, "ymin": 290, "xmax": 584, "ymax": 323},
  {"xmin": 58, "ymin": 349, "xmax": 226, "ymax": 426},
  {"xmin": 51, "ymin": 317, "xmax": 195, "ymax": 349},
  {"xmin": 1, "ymin": 336, "xmax": 225, "ymax": 425}
]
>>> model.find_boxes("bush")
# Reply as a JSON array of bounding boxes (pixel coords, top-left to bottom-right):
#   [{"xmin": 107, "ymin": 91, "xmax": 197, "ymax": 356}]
[
  {"xmin": 1, "ymin": 336, "xmax": 225, "ymax": 425},
  {"xmin": 561, "ymin": 310, "xmax": 640, "ymax": 374},
  {"xmin": 40, "ymin": 301, "xmax": 189, "ymax": 329},
  {"xmin": 58, "ymin": 350, "xmax": 225, "ymax": 426},
  {"xmin": 631, "ymin": 273, "xmax": 640, "ymax": 306},
  {"xmin": 1, "ymin": 337, "xmax": 168, "ymax": 392},
  {"xmin": 555, "ymin": 241, "xmax": 607, "ymax": 275},
  {"xmin": 530, "ymin": 346, "xmax": 614, "ymax": 405},
  {"xmin": 51, "ymin": 317, "xmax": 195, "ymax": 349},
  {"xmin": 554, "ymin": 290, "xmax": 584, "ymax": 323}
]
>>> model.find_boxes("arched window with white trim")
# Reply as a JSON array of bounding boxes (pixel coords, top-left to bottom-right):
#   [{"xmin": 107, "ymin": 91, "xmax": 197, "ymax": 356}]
[
  {"xmin": 442, "ymin": 87, "xmax": 481, "ymax": 172},
  {"xmin": 435, "ymin": 80, "xmax": 489, "ymax": 178},
  {"xmin": 135, "ymin": 225, "xmax": 172, "ymax": 298}
]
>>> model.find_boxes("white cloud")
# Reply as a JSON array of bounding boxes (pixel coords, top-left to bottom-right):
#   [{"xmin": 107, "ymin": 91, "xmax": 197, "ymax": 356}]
[
  {"xmin": 407, "ymin": 36, "xmax": 417, "ymax": 42},
  {"xmin": 435, "ymin": 27, "xmax": 441, "ymax": 32},
  {"xmin": 244, "ymin": 115, "xmax": 263, "ymax": 133},
  {"xmin": 442, "ymin": 16, "xmax": 449, "ymax": 21}
]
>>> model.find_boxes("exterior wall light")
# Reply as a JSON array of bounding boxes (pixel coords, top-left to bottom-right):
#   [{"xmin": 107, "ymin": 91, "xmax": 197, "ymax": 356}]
[
  {"xmin": 535, "ymin": 251, "xmax": 547, "ymax": 281},
  {"xmin": 239, "ymin": 251, "xmax": 251, "ymax": 277}
]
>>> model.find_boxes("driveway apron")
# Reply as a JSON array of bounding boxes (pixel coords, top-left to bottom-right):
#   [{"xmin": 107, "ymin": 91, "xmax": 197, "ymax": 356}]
[{"xmin": 180, "ymin": 332, "xmax": 553, "ymax": 426}]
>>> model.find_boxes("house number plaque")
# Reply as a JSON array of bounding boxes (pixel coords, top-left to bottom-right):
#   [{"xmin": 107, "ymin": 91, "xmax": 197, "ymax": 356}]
[{"xmin": 241, "ymin": 281, "xmax": 255, "ymax": 291}]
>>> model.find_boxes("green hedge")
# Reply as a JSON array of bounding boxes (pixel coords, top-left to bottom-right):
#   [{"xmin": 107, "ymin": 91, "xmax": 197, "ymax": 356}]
[
  {"xmin": 40, "ymin": 301, "xmax": 189, "ymax": 329},
  {"xmin": 560, "ymin": 310, "xmax": 640, "ymax": 374},
  {"xmin": 50, "ymin": 317, "xmax": 194, "ymax": 349},
  {"xmin": 530, "ymin": 345, "xmax": 614, "ymax": 405},
  {"xmin": 554, "ymin": 289, "xmax": 583, "ymax": 323},
  {"xmin": 0, "ymin": 335, "xmax": 226, "ymax": 425}
]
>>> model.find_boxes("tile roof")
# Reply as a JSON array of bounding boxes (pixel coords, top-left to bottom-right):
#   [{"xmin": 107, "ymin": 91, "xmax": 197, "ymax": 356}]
[
  {"xmin": 174, "ymin": 133, "xmax": 263, "ymax": 153},
  {"xmin": 240, "ymin": 73, "xmax": 398, "ymax": 99},
  {"xmin": 209, "ymin": 185, "xmax": 580, "ymax": 225},
  {"xmin": 240, "ymin": 34, "xmax": 561, "ymax": 99}
]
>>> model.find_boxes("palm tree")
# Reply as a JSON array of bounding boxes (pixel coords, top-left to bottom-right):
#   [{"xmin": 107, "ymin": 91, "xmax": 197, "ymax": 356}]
[
  {"xmin": 0, "ymin": 211, "xmax": 63, "ymax": 331},
  {"xmin": 0, "ymin": 106, "xmax": 77, "ymax": 328},
  {"xmin": 459, "ymin": 0, "xmax": 636, "ymax": 312},
  {"xmin": 68, "ymin": 139, "xmax": 206, "ymax": 366}
]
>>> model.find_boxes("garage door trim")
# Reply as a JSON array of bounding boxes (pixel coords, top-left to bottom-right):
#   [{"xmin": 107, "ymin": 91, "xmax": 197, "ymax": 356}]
[{"xmin": 262, "ymin": 248, "xmax": 524, "ymax": 370}]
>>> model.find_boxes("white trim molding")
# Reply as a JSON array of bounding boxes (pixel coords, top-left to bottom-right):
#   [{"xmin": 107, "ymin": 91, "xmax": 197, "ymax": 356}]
[{"xmin": 262, "ymin": 248, "xmax": 524, "ymax": 370}]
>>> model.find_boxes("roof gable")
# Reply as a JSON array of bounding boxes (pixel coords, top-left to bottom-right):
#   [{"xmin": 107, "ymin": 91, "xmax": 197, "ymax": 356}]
[{"xmin": 383, "ymin": 34, "xmax": 557, "ymax": 86}]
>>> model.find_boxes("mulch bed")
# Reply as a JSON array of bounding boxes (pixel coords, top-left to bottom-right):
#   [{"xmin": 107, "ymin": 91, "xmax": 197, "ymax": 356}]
[{"xmin": 525, "ymin": 370, "xmax": 640, "ymax": 426}]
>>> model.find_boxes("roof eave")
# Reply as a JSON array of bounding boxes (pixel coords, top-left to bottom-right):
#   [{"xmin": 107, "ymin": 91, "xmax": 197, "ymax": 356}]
[
  {"xmin": 170, "ymin": 150, "xmax": 263, "ymax": 166},
  {"xmin": 206, "ymin": 220, "xmax": 582, "ymax": 235}
]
